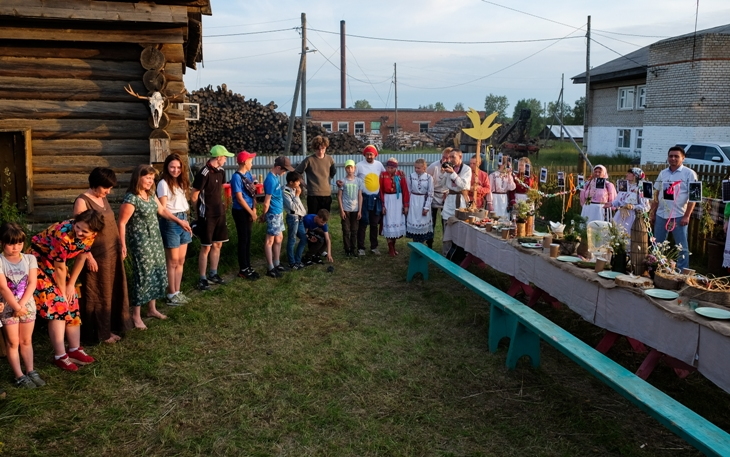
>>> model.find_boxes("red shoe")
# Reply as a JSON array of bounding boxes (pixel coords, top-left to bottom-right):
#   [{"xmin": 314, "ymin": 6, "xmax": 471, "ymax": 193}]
[
  {"xmin": 67, "ymin": 347, "xmax": 95, "ymax": 366},
  {"xmin": 54, "ymin": 354, "xmax": 79, "ymax": 372}
]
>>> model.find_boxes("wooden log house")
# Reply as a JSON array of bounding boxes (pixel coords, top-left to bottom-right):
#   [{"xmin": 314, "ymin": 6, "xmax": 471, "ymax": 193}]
[{"xmin": 0, "ymin": 0, "xmax": 211, "ymax": 221}]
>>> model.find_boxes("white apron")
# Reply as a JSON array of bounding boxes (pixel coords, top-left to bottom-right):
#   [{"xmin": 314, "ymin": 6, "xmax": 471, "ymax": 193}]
[{"xmin": 382, "ymin": 193, "xmax": 406, "ymax": 239}]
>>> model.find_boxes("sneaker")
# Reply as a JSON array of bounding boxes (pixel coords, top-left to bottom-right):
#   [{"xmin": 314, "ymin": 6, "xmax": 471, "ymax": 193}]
[
  {"xmin": 67, "ymin": 348, "xmax": 95, "ymax": 366},
  {"xmin": 321, "ymin": 251, "xmax": 328, "ymax": 257},
  {"xmin": 275, "ymin": 264, "xmax": 289, "ymax": 273},
  {"xmin": 176, "ymin": 292, "xmax": 191, "ymax": 304},
  {"xmin": 289, "ymin": 263, "xmax": 301, "ymax": 271},
  {"xmin": 238, "ymin": 268, "xmax": 260, "ymax": 281},
  {"xmin": 26, "ymin": 370, "xmax": 46, "ymax": 387},
  {"xmin": 297, "ymin": 262, "xmax": 306, "ymax": 269},
  {"xmin": 166, "ymin": 294, "xmax": 185, "ymax": 307},
  {"xmin": 14, "ymin": 375, "xmax": 36, "ymax": 389},
  {"xmin": 302, "ymin": 256, "xmax": 314, "ymax": 266},
  {"xmin": 197, "ymin": 278, "xmax": 211, "ymax": 291},
  {"xmin": 370, "ymin": 248, "xmax": 381, "ymax": 256},
  {"xmin": 53, "ymin": 355, "xmax": 78, "ymax": 372},
  {"xmin": 313, "ymin": 256, "xmax": 324, "ymax": 265},
  {"xmin": 266, "ymin": 268, "xmax": 281, "ymax": 279},
  {"xmin": 357, "ymin": 249, "xmax": 366, "ymax": 256},
  {"xmin": 207, "ymin": 273, "xmax": 226, "ymax": 285}
]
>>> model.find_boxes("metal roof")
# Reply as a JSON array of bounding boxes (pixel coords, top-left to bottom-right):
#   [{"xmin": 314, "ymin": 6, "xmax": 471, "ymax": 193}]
[
  {"xmin": 545, "ymin": 125, "xmax": 584, "ymax": 139},
  {"xmin": 572, "ymin": 23, "xmax": 730, "ymax": 84}
]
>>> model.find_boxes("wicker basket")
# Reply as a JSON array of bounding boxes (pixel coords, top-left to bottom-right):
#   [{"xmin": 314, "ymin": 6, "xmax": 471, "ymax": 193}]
[
  {"xmin": 653, "ymin": 271, "xmax": 685, "ymax": 291},
  {"xmin": 456, "ymin": 209, "xmax": 486, "ymax": 221},
  {"xmin": 684, "ymin": 277, "xmax": 730, "ymax": 307}
]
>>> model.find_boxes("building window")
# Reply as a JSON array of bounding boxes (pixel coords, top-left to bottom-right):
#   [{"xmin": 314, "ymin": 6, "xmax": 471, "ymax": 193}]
[
  {"xmin": 338, "ymin": 122, "xmax": 348, "ymax": 132},
  {"xmin": 635, "ymin": 129, "xmax": 643, "ymax": 151},
  {"xmin": 370, "ymin": 121, "xmax": 380, "ymax": 134},
  {"xmin": 419, "ymin": 122, "xmax": 429, "ymax": 133},
  {"xmin": 321, "ymin": 122, "xmax": 332, "ymax": 132},
  {"xmin": 617, "ymin": 129, "xmax": 631, "ymax": 149},
  {"xmin": 617, "ymin": 86, "xmax": 635, "ymax": 110},
  {"xmin": 354, "ymin": 122, "xmax": 365, "ymax": 134},
  {"xmin": 637, "ymin": 85, "xmax": 646, "ymax": 109}
]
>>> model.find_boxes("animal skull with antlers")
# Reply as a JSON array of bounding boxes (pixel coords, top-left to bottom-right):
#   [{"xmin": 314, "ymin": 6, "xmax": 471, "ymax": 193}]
[{"xmin": 124, "ymin": 84, "xmax": 185, "ymax": 129}]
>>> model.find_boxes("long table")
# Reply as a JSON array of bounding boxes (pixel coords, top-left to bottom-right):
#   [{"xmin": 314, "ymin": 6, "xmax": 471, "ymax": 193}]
[{"xmin": 444, "ymin": 220, "xmax": 730, "ymax": 394}]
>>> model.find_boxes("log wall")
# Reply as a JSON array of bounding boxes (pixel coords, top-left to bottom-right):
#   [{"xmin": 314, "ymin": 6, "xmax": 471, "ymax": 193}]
[{"xmin": 0, "ymin": 39, "xmax": 189, "ymax": 222}]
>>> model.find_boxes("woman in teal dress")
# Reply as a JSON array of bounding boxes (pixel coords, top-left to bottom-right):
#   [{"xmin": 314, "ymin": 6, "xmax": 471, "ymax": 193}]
[{"xmin": 118, "ymin": 164, "xmax": 192, "ymax": 329}]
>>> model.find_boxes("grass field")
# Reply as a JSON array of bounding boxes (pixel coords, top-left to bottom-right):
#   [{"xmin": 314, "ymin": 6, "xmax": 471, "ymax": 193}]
[{"xmin": 1, "ymin": 209, "xmax": 728, "ymax": 456}]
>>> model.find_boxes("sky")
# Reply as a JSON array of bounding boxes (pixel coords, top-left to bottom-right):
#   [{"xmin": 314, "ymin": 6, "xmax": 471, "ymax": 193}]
[{"xmin": 184, "ymin": 0, "xmax": 730, "ymax": 117}]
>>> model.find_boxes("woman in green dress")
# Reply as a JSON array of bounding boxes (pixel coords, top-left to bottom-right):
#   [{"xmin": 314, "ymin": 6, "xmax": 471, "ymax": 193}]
[{"xmin": 118, "ymin": 165, "xmax": 192, "ymax": 329}]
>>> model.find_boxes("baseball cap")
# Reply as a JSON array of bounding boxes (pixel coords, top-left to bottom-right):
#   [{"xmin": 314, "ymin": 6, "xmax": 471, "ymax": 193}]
[
  {"xmin": 274, "ymin": 156, "xmax": 294, "ymax": 171},
  {"xmin": 344, "ymin": 160, "xmax": 356, "ymax": 168},
  {"xmin": 210, "ymin": 145, "xmax": 234, "ymax": 157},
  {"xmin": 237, "ymin": 150, "xmax": 257, "ymax": 163}
]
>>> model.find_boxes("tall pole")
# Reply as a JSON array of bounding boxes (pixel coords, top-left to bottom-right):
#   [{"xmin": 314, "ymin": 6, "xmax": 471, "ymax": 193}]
[
  {"xmin": 393, "ymin": 62, "xmax": 398, "ymax": 136},
  {"xmin": 560, "ymin": 73, "xmax": 565, "ymax": 141},
  {"xmin": 340, "ymin": 20, "xmax": 346, "ymax": 109},
  {"xmin": 284, "ymin": 52, "xmax": 305, "ymax": 155},
  {"xmin": 581, "ymin": 15, "xmax": 591, "ymax": 175},
  {"xmin": 301, "ymin": 12, "xmax": 307, "ymax": 155}
]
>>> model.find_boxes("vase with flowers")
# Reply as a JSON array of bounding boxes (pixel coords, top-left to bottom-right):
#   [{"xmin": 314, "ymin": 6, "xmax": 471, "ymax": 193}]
[{"xmin": 607, "ymin": 221, "xmax": 630, "ymax": 273}]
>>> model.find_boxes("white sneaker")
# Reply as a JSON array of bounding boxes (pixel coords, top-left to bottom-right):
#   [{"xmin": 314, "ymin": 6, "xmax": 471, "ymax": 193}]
[
  {"xmin": 167, "ymin": 293, "xmax": 184, "ymax": 306},
  {"xmin": 370, "ymin": 249, "xmax": 381, "ymax": 256},
  {"xmin": 357, "ymin": 249, "xmax": 366, "ymax": 256},
  {"xmin": 176, "ymin": 292, "xmax": 191, "ymax": 304}
]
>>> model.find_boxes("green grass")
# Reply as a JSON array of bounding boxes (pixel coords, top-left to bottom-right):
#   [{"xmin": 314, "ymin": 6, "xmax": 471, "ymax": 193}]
[{"xmin": 1, "ymin": 206, "xmax": 728, "ymax": 456}]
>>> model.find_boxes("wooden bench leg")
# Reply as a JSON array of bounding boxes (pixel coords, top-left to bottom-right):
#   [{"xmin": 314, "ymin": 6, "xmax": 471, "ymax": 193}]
[
  {"xmin": 459, "ymin": 253, "xmax": 486, "ymax": 270},
  {"xmin": 507, "ymin": 277, "xmax": 533, "ymax": 297},
  {"xmin": 506, "ymin": 321, "xmax": 541, "ymax": 369},
  {"xmin": 407, "ymin": 252, "xmax": 429, "ymax": 282},
  {"xmin": 596, "ymin": 331, "xmax": 620, "ymax": 354},
  {"xmin": 488, "ymin": 304, "xmax": 517, "ymax": 353}
]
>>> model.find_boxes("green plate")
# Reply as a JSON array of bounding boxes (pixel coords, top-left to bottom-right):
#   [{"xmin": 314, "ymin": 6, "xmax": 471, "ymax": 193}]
[
  {"xmin": 597, "ymin": 271, "xmax": 622, "ymax": 279},
  {"xmin": 694, "ymin": 307, "xmax": 730, "ymax": 319},
  {"xmin": 520, "ymin": 242, "xmax": 542, "ymax": 249},
  {"xmin": 644, "ymin": 289, "xmax": 679, "ymax": 300},
  {"xmin": 556, "ymin": 256, "xmax": 581, "ymax": 263}
]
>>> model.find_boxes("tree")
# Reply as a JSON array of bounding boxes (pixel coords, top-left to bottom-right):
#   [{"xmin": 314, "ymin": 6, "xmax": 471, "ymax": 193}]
[
  {"xmin": 434, "ymin": 102, "xmax": 446, "ymax": 112},
  {"xmin": 484, "ymin": 93, "xmax": 509, "ymax": 120},
  {"xmin": 512, "ymin": 98, "xmax": 544, "ymax": 138},
  {"xmin": 572, "ymin": 97, "xmax": 585, "ymax": 125},
  {"xmin": 453, "ymin": 102, "xmax": 465, "ymax": 111},
  {"xmin": 352, "ymin": 99, "xmax": 372, "ymax": 109},
  {"xmin": 547, "ymin": 100, "xmax": 574, "ymax": 124}
]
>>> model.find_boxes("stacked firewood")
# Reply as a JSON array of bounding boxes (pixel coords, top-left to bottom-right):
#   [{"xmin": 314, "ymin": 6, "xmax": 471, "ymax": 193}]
[
  {"xmin": 188, "ymin": 84, "xmax": 358, "ymax": 155},
  {"xmin": 429, "ymin": 116, "xmax": 469, "ymax": 148},
  {"xmin": 382, "ymin": 131, "xmax": 437, "ymax": 151}
]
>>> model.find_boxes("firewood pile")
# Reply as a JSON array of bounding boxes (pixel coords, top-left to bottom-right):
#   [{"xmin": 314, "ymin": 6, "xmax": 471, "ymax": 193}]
[
  {"xmin": 382, "ymin": 131, "xmax": 437, "ymax": 151},
  {"xmin": 429, "ymin": 116, "xmax": 470, "ymax": 148},
  {"xmin": 355, "ymin": 132, "xmax": 383, "ymax": 151},
  {"xmin": 188, "ymin": 84, "xmax": 358, "ymax": 155}
]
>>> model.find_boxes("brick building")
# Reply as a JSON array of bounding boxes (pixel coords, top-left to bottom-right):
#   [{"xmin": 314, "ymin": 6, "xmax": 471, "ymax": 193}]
[
  {"xmin": 572, "ymin": 24, "xmax": 730, "ymax": 163},
  {"xmin": 306, "ymin": 108, "xmax": 478, "ymax": 142}
]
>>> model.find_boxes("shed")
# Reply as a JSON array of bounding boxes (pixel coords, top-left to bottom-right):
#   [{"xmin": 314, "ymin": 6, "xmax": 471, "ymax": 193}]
[{"xmin": 0, "ymin": 0, "xmax": 211, "ymax": 221}]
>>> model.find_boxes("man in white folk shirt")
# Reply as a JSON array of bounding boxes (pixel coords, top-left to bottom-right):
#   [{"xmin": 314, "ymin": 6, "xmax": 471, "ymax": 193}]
[
  {"xmin": 426, "ymin": 147, "xmax": 452, "ymax": 249},
  {"xmin": 440, "ymin": 149, "xmax": 471, "ymax": 255}
]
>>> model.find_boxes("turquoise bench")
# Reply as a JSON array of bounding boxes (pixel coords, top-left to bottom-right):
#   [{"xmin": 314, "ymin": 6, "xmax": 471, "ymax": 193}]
[{"xmin": 407, "ymin": 241, "xmax": 730, "ymax": 457}]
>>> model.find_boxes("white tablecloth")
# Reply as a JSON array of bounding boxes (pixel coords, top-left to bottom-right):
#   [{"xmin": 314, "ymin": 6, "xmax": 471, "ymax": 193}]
[{"xmin": 444, "ymin": 220, "xmax": 730, "ymax": 394}]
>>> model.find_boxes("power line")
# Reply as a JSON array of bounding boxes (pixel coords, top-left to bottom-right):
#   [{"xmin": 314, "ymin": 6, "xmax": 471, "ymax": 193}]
[
  {"xmin": 479, "ymin": 0, "xmax": 670, "ymax": 39},
  {"xmin": 205, "ymin": 47, "xmax": 300, "ymax": 63},
  {"xmin": 305, "ymin": 39, "xmax": 390, "ymax": 85},
  {"xmin": 590, "ymin": 38, "xmax": 648, "ymax": 69},
  {"xmin": 345, "ymin": 45, "xmax": 387, "ymax": 106},
  {"xmin": 203, "ymin": 27, "xmax": 296, "ymax": 38},
  {"xmin": 399, "ymin": 27, "xmax": 585, "ymax": 90},
  {"xmin": 307, "ymin": 27, "xmax": 583, "ymax": 45},
  {"xmin": 213, "ymin": 17, "xmax": 300, "ymax": 29}
]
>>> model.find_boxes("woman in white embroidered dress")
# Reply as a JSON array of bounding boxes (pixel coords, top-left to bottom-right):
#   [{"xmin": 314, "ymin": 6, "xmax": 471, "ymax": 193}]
[
  {"xmin": 604, "ymin": 167, "xmax": 650, "ymax": 234},
  {"xmin": 488, "ymin": 160, "xmax": 516, "ymax": 219},
  {"xmin": 580, "ymin": 164, "xmax": 617, "ymax": 223},
  {"xmin": 406, "ymin": 158, "xmax": 434, "ymax": 243}
]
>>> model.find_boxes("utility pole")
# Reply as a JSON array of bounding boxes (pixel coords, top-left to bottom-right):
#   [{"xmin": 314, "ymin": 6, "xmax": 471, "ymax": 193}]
[
  {"xmin": 284, "ymin": 51, "xmax": 304, "ymax": 155},
  {"xmin": 581, "ymin": 15, "xmax": 591, "ymax": 175},
  {"xmin": 393, "ymin": 62, "xmax": 398, "ymax": 136},
  {"xmin": 340, "ymin": 20, "xmax": 346, "ymax": 109},
  {"xmin": 301, "ymin": 12, "xmax": 307, "ymax": 155},
  {"xmin": 560, "ymin": 73, "xmax": 565, "ymax": 141}
]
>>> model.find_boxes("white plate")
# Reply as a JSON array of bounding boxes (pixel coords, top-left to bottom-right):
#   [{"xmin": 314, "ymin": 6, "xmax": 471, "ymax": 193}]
[
  {"xmin": 520, "ymin": 243, "xmax": 542, "ymax": 249},
  {"xmin": 694, "ymin": 307, "xmax": 730, "ymax": 319}
]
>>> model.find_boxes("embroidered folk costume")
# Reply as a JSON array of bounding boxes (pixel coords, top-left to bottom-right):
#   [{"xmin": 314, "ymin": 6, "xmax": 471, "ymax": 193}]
[
  {"xmin": 488, "ymin": 168, "xmax": 516, "ymax": 219},
  {"xmin": 580, "ymin": 165, "xmax": 617, "ymax": 223},
  {"xmin": 406, "ymin": 170, "xmax": 434, "ymax": 242}
]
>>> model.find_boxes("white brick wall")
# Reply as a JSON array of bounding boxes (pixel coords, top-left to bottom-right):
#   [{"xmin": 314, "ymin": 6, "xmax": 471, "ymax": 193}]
[
  {"xmin": 588, "ymin": 126, "xmax": 642, "ymax": 158},
  {"xmin": 641, "ymin": 126, "xmax": 730, "ymax": 164}
]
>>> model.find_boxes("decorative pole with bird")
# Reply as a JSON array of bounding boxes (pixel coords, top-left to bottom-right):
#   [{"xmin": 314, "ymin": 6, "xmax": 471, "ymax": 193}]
[{"xmin": 462, "ymin": 109, "xmax": 501, "ymax": 208}]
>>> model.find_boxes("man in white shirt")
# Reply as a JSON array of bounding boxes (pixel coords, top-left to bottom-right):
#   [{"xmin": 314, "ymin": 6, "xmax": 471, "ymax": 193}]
[
  {"xmin": 356, "ymin": 145, "xmax": 386, "ymax": 256},
  {"xmin": 426, "ymin": 147, "xmax": 452, "ymax": 248},
  {"xmin": 440, "ymin": 149, "xmax": 471, "ymax": 255},
  {"xmin": 649, "ymin": 146, "xmax": 698, "ymax": 270}
]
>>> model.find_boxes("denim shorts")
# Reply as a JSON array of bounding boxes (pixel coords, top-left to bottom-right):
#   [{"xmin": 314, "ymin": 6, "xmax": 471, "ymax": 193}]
[
  {"xmin": 266, "ymin": 212, "xmax": 285, "ymax": 236},
  {"xmin": 159, "ymin": 212, "xmax": 192, "ymax": 248}
]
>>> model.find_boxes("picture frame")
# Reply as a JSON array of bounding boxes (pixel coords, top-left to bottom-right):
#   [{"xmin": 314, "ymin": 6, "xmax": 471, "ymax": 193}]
[
  {"xmin": 642, "ymin": 181, "xmax": 654, "ymax": 199},
  {"xmin": 497, "ymin": 153, "xmax": 503, "ymax": 166},
  {"xmin": 557, "ymin": 171, "xmax": 565, "ymax": 188},
  {"xmin": 617, "ymin": 179, "xmax": 628, "ymax": 193},
  {"xmin": 577, "ymin": 175, "xmax": 584, "ymax": 188},
  {"xmin": 524, "ymin": 164, "xmax": 531, "ymax": 178},
  {"xmin": 688, "ymin": 181, "xmax": 702, "ymax": 203},
  {"xmin": 539, "ymin": 167, "xmax": 548, "ymax": 183},
  {"xmin": 662, "ymin": 181, "xmax": 675, "ymax": 201},
  {"xmin": 595, "ymin": 178, "xmax": 606, "ymax": 190}
]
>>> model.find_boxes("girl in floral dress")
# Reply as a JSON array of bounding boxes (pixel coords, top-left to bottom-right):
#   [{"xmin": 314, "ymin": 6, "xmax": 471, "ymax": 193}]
[
  {"xmin": 28, "ymin": 209, "xmax": 105, "ymax": 371},
  {"xmin": 118, "ymin": 164, "xmax": 191, "ymax": 329}
]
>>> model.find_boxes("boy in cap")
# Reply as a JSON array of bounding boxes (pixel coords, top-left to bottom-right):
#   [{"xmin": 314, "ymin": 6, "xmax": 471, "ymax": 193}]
[
  {"xmin": 337, "ymin": 159, "xmax": 363, "ymax": 256},
  {"xmin": 231, "ymin": 150, "xmax": 260, "ymax": 280},
  {"xmin": 263, "ymin": 156, "xmax": 294, "ymax": 278},
  {"xmin": 192, "ymin": 144, "xmax": 234, "ymax": 290}
]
